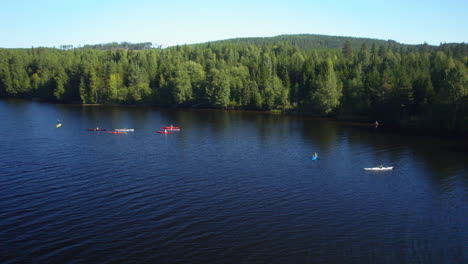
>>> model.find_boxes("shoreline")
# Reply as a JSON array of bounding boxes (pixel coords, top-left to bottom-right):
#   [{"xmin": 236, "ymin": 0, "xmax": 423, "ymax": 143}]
[{"xmin": 5, "ymin": 97, "xmax": 468, "ymax": 139}]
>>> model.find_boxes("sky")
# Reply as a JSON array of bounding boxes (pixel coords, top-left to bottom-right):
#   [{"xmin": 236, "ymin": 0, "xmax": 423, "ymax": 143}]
[{"xmin": 1, "ymin": 0, "xmax": 466, "ymax": 48}]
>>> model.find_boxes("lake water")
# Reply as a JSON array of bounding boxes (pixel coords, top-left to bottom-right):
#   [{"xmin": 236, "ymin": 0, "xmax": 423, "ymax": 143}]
[{"xmin": 0, "ymin": 99, "xmax": 466, "ymax": 264}]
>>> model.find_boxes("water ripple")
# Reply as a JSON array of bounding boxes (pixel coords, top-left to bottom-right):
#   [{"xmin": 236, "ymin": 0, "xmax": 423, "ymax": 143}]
[{"xmin": 0, "ymin": 100, "xmax": 466, "ymax": 264}]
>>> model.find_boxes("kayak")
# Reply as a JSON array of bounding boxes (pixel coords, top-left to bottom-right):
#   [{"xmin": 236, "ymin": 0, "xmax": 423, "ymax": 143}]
[
  {"xmin": 157, "ymin": 131, "xmax": 173, "ymax": 134},
  {"xmin": 164, "ymin": 128, "xmax": 180, "ymax": 131},
  {"xmin": 87, "ymin": 128, "xmax": 106, "ymax": 131},
  {"xmin": 56, "ymin": 123, "xmax": 62, "ymax": 128},
  {"xmin": 312, "ymin": 155, "xmax": 318, "ymax": 160},
  {"xmin": 162, "ymin": 126, "xmax": 179, "ymax": 130},
  {"xmin": 364, "ymin": 167, "xmax": 393, "ymax": 171},
  {"xmin": 109, "ymin": 131, "xmax": 127, "ymax": 134},
  {"xmin": 115, "ymin": 128, "xmax": 134, "ymax": 132}
]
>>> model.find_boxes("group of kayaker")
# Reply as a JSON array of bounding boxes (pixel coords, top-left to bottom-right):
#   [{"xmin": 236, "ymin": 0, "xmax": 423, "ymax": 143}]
[{"xmin": 57, "ymin": 120, "xmax": 180, "ymax": 134}]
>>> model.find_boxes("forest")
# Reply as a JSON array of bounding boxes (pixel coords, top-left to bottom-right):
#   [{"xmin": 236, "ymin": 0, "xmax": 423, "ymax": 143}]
[{"xmin": 0, "ymin": 35, "xmax": 467, "ymax": 132}]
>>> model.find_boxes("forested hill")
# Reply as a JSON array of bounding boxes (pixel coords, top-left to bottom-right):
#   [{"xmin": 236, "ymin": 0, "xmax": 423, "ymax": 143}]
[
  {"xmin": 55, "ymin": 42, "xmax": 158, "ymax": 51},
  {"xmin": 0, "ymin": 36, "xmax": 467, "ymax": 133},
  {"xmin": 199, "ymin": 34, "xmax": 398, "ymax": 50},
  {"xmin": 51, "ymin": 35, "xmax": 397, "ymax": 51},
  {"xmin": 81, "ymin": 42, "xmax": 157, "ymax": 51}
]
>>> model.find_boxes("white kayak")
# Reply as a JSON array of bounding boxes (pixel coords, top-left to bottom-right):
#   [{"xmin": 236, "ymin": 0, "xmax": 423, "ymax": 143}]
[
  {"xmin": 364, "ymin": 167, "xmax": 393, "ymax": 171},
  {"xmin": 115, "ymin": 128, "xmax": 134, "ymax": 132}
]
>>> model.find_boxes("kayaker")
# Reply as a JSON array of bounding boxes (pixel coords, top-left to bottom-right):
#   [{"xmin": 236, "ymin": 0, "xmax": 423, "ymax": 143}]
[
  {"xmin": 379, "ymin": 164, "xmax": 383, "ymax": 169},
  {"xmin": 313, "ymin": 152, "xmax": 317, "ymax": 158},
  {"xmin": 375, "ymin": 121, "xmax": 379, "ymax": 127}
]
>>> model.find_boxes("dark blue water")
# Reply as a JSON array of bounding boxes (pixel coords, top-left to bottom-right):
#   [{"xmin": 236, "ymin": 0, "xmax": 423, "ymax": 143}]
[{"xmin": 0, "ymin": 99, "xmax": 467, "ymax": 264}]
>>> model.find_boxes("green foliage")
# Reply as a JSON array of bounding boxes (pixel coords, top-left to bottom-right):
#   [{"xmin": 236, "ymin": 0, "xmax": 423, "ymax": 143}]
[
  {"xmin": 342, "ymin": 40, "xmax": 353, "ymax": 59},
  {"xmin": 0, "ymin": 35, "xmax": 466, "ymax": 132},
  {"xmin": 202, "ymin": 34, "xmax": 392, "ymax": 50},
  {"xmin": 310, "ymin": 58, "xmax": 342, "ymax": 114},
  {"xmin": 206, "ymin": 68, "xmax": 230, "ymax": 108},
  {"xmin": 126, "ymin": 64, "xmax": 151, "ymax": 103}
]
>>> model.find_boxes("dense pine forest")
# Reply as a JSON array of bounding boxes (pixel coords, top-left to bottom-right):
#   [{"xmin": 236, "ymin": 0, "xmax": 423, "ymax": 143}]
[{"xmin": 0, "ymin": 35, "xmax": 467, "ymax": 132}]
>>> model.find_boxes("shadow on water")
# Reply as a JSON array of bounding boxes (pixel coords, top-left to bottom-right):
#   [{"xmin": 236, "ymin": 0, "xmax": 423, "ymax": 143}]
[
  {"xmin": 160, "ymin": 108, "xmax": 467, "ymax": 190},
  {"xmin": 301, "ymin": 117, "xmax": 339, "ymax": 151},
  {"xmin": 1, "ymin": 99, "xmax": 467, "ymax": 264},
  {"xmin": 29, "ymin": 100, "xmax": 468, "ymax": 189},
  {"xmin": 336, "ymin": 121, "xmax": 468, "ymax": 188}
]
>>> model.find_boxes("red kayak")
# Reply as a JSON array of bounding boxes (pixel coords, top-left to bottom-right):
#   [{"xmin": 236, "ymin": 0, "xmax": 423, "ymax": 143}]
[
  {"xmin": 156, "ymin": 131, "xmax": 173, "ymax": 134},
  {"xmin": 87, "ymin": 128, "xmax": 106, "ymax": 131},
  {"xmin": 108, "ymin": 131, "xmax": 127, "ymax": 134},
  {"xmin": 162, "ymin": 126, "xmax": 179, "ymax": 130}
]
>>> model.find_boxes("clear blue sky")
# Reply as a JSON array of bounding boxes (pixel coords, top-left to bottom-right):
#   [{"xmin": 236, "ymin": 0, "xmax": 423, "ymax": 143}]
[{"xmin": 1, "ymin": 0, "xmax": 466, "ymax": 48}]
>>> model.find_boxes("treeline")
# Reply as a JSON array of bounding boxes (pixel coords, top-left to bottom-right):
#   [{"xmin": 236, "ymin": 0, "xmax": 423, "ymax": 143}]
[
  {"xmin": 0, "ymin": 39, "xmax": 467, "ymax": 132},
  {"xmin": 81, "ymin": 42, "xmax": 157, "ymax": 51},
  {"xmin": 56, "ymin": 42, "xmax": 158, "ymax": 51},
  {"xmin": 207, "ymin": 34, "xmax": 393, "ymax": 50}
]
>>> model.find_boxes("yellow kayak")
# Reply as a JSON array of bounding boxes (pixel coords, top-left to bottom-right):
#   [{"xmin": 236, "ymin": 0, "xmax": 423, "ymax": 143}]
[{"xmin": 56, "ymin": 123, "xmax": 62, "ymax": 128}]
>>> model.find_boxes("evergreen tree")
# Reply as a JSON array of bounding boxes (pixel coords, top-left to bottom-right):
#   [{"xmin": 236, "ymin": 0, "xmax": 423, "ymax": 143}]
[
  {"xmin": 342, "ymin": 40, "xmax": 353, "ymax": 60},
  {"xmin": 206, "ymin": 68, "xmax": 230, "ymax": 108},
  {"xmin": 310, "ymin": 58, "xmax": 342, "ymax": 114}
]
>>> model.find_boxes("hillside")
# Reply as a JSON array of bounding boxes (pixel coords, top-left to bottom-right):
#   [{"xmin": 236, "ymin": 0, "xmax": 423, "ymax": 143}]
[
  {"xmin": 72, "ymin": 34, "xmax": 403, "ymax": 51},
  {"xmin": 199, "ymin": 34, "xmax": 401, "ymax": 50}
]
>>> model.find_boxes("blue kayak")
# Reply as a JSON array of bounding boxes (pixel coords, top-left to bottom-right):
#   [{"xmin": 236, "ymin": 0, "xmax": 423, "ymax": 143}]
[{"xmin": 312, "ymin": 155, "xmax": 318, "ymax": 160}]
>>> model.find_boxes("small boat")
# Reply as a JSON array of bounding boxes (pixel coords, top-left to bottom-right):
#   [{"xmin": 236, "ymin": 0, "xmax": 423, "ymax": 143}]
[
  {"xmin": 87, "ymin": 128, "xmax": 106, "ymax": 131},
  {"xmin": 364, "ymin": 167, "xmax": 393, "ymax": 171},
  {"xmin": 108, "ymin": 131, "xmax": 127, "ymax": 134},
  {"xmin": 56, "ymin": 123, "xmax": 62, "ymax": 128},
  {"xmin": 157, "ymin": 131, "xmax": 173, "ymax": 134},
  {"xmin": 162, "ymin": 126, "xmax": 180, "ymax": 130},
  {"xmin": 114, "ymin": 128, "xmax": 134, "ymax": 132},
  {"xmin": 312, "ymin": 152, "xmax": 318, "ymax": 160}
]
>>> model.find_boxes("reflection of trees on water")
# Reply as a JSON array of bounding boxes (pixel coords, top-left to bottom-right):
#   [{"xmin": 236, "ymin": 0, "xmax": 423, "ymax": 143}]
[
  {"xmin": 76, "ymin": 105, "xmax": 152, "ymax": 129},
  {"xmin": 159, "ymin": 108, "xmax": 244, "ymax": 151},
  {"xmin": 254, "ymin": 113, "xmax": 295, "ymax": 144},
  {"xmin": 296, "ymin": 114, "xmax": 467, "ymax": 189},
  {"xmin": 70, "ymin": 104, "xmax": 467, "ymax": 189},
  {"xmin": 164, "ymin": 109, "xmax": 229, "ymax": 136},
  {"xmin": 78, "ymin": 105, "xmax": 111, "ymax": 129},
  {"xmin": 342, "ymin": 124, "xmax": 468, "ymax": 189},
  {"xmin": 107, "ymin": 105, "xmax": 149, "ymax": 129},
  {"xmin": 301, "ymin": 118, "xmax": 338, "ymax": 151},
  {"xmin": 159, "ymin": 109, "xmax": 303, "ymax": 150},
  {"xmin": 405, "ymin": 138, "xmax": 468, "ymax": 189}
]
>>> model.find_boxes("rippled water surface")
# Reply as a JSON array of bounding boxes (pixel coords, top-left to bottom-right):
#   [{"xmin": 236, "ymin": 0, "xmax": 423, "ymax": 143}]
[{"xmin": 0, "ymin": 99, "xmax": 467, "ymax": 264}]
